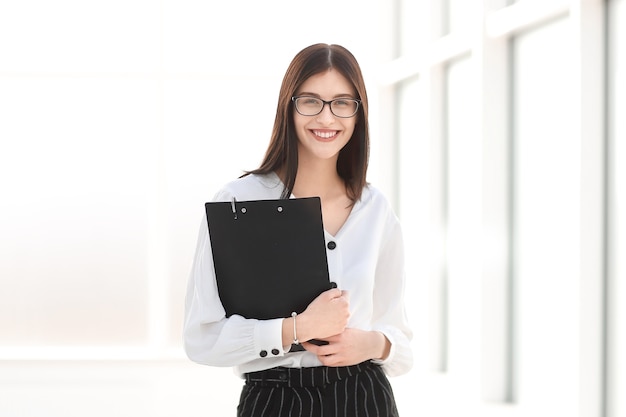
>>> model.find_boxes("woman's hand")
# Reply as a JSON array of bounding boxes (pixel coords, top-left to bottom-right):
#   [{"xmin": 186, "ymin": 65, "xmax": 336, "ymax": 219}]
[
  {"xmin": 301, "ymin": 329, "xmax": 391, "ymax": 367},
  {"xmin": 300, "ymin": 288, "xmax": 351, "ymax": 340},
  {"xmin": 282, "ymin": 288, "xmax": 349, "ymax": 346}
]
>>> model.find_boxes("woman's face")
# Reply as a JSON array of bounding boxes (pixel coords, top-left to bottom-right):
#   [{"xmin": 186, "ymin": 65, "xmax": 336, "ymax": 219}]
[{"xmin": 293, "ymin": 69, "xmax": 358, "ymax": 165}]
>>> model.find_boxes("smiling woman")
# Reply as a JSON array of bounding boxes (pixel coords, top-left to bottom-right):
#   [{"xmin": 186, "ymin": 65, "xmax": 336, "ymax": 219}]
[{"xmin": 183, "ymin": 43, "xmax": 413, "ymax": 417}]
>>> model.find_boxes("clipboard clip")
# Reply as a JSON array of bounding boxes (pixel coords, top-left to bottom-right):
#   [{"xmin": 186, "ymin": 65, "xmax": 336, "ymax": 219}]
[{"xmin": 231, "ymin": 197, "xmax": 237, "ymax": 220}]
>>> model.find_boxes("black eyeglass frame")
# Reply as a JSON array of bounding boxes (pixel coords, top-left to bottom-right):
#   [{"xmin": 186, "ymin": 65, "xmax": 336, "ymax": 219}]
[{"xmin": 291, "ymin": 96, "xmax": 361, "ymax": 118}]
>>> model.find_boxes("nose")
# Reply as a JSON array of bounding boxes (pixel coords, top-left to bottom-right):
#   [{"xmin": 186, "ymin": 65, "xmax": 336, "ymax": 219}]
[{"xmin": 316, "ymin": 102, "xmax": 335, "ymax": 124}]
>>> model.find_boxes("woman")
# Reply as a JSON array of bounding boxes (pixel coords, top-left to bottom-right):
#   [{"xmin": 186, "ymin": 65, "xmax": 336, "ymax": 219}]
[{"xmin": 184, "ymin": 43, "xmax": 413, "ymax": 416}]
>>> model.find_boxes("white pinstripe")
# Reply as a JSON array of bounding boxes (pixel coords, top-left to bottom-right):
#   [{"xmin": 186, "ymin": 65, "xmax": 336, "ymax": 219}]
[
  {"xmin": 364, "ymin": 368, "xmax": 381, "ymax": 416},
  {"xmin": 259, "ymin": 387, "xmax": 274, "ymax": 416}
]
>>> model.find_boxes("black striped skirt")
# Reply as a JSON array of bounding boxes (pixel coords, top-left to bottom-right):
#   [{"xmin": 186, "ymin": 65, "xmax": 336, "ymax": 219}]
[{"xmin": 237, "ymin": 361, "xmax": 399, "ymax": 417}]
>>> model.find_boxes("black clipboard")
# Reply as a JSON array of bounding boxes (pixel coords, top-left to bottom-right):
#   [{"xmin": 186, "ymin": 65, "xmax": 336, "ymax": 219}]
[{"xmin": 205, "ymin": 197, "xmax": 332, "ymax": 321}]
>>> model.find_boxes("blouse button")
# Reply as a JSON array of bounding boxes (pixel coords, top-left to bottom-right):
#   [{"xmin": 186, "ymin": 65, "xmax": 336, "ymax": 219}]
[
  {"xmin": 327, "ymin": 241, "xmax": 337, "ymax": 250},
  {"xmin": 259, "ymin": 350, "xmax": 268, "ymax": 358},
  {"xmin": 271, "ymin": 348, "xmax": 280, "ymax": 356}
]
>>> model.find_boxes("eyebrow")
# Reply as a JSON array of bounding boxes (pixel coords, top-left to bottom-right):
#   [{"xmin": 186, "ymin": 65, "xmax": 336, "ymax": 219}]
[{"xmin": 297, "ymin": 92, "xmax": 357, "ymax": 99}]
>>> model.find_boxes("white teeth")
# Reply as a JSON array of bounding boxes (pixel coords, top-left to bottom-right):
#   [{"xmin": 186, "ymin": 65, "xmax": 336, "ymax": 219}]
[{"xmin": 313, "ymin": 130, "xmax": 337, "ymax": 139}]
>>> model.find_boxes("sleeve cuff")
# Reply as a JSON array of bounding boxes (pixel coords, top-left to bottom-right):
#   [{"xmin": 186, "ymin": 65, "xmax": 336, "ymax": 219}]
[
  {"xmin": 253, "ymin": 318, "xmax": 287, "ymax": 359},
  {"xmin": 371, "ymin": 329, "xmax": 396, "ymax": 366}
]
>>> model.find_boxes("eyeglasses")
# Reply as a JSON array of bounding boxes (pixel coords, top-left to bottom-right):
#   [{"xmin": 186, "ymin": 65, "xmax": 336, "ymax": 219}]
[{"xmin": 292, "ymin": 96, "xmax": 361, "ymax": 118}]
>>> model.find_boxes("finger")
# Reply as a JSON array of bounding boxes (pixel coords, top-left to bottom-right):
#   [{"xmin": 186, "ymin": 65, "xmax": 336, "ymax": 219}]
[
  {"xmin": 320, "ymin": 288, "xmax": 339, "ymax": 300},
  {"xmin": 301, "ymin": 341, "xmax": 322, "ymax": 354},
  {"xmin": 302, "ymin": 340, "xmax": 333, "ymax": 356},
  {"xmin": 313, "ymin": 342, "xmax": 339, "ymax": 357},
  {"xmin": 319, "ymin": 354, "xmax": 343, "ymax": 367}
]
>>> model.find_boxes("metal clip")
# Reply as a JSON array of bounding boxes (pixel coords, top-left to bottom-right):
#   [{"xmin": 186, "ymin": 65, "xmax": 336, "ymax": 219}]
[{"xmin": 231, "ymin": 197, "xmax": 237, "ymax": 220}]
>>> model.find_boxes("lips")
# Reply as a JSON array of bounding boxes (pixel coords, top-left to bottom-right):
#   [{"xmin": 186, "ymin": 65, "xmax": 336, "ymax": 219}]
[{"xmin": 312, "ymin": 130, "xmax": 338, "ymax": 140}]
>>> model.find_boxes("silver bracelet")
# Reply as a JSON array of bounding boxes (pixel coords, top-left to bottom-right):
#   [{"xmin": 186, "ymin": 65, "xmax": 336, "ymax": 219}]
[{"xmin": 291, "ymin": 312, "xmax": 299, "ymax": 345}]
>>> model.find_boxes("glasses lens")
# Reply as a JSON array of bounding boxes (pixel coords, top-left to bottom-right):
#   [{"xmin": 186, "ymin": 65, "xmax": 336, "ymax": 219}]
[
  {"xmin": 330, "ymin": 99, "xmax": 359, "ymax": 118},
  {"xmin": 295, "ymin": 97, "xmax": 323, "ymax": 116}
]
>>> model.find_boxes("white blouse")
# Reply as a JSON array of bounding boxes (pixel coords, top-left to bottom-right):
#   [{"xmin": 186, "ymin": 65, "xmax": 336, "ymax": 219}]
[{"xmin": 183, "ymin": 173, "xmax": 413, "ymax": 377}]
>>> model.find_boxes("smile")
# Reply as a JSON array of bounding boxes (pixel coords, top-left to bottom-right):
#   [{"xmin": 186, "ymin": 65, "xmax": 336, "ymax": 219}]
[{"xmin": 312, "ymin": 130, "xmax": 338, "ymax": 139}]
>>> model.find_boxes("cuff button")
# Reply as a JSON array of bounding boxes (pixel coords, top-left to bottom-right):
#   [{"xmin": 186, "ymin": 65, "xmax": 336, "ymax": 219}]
[
  {"xmin": 259, "ymin": 350, "xmax": 268, "ymax": 357},
  {"xmin": 271, "ymin": 348, "xmax": 280, "ymax": 356}
]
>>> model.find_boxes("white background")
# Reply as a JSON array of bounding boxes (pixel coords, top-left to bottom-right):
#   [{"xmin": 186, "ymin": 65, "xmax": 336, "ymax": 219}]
[{"xmin": 1, "ymin": 1, "xmax": 624, "ymax": 416}]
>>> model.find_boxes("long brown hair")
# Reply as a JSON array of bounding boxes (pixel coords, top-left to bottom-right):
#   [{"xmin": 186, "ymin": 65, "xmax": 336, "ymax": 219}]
[{"xmin": 245, "ymin": 43, "xmax": 370, "ymax": 203}]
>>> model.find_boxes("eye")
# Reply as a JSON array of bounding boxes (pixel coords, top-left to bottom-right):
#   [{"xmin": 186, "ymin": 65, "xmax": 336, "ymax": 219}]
[
  {"xmin": 300, "ymin": 97, "xmax": 321, "ymax": 105},
  {"xmin": 333, "ymin": 99, "xmax": 352, "ymax": 107}
]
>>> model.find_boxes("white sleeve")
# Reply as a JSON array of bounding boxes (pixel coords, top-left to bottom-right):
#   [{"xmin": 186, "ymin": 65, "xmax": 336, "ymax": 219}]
[
  {"xmin": 370, "ymin": 213, "xmax": 414, "ymax": 377},
  {"xmin": 183, "ymin": 192, "xmax": 288, "ymax": 367}
]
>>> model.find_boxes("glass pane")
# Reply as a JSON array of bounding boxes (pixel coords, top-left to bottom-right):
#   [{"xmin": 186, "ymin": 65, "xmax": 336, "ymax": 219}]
[
  {"xmin": 397, "ymin": 0, "xmax": 429, "ymax": 57},
  {"xmin": 393, "ymin": 74, "xmax": 432, "ymax": 411},
  {"xmin": 395, "ymin": 75, "xmax": 432, "ymax": 366},
  {"xmin": 0, "ymin": 78, "xmax": 155, "ymax": 346},
  {"xmin": 445, "ymin": 56, "xmax": 482, "ymax": 376},
  {"xmin": 512, "ymin": 17, "xmax": 579, "ymax": 410},
  {"xmin": 444, "ymin": 0, "xmax": 474, "ymax": 35}
]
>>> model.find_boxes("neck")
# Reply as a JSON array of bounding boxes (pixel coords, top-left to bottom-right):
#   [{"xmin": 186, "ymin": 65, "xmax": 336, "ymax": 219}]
[{"xmin": 291, "ymin": 157, "xmax": 344, "ymax": 200}]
